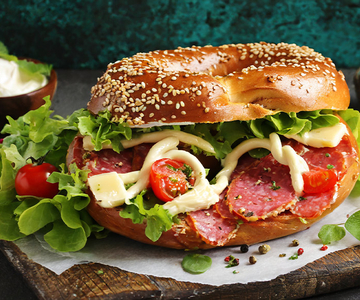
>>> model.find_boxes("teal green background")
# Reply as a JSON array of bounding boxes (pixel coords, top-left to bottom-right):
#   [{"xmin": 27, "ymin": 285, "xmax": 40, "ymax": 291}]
[{"xmin": 1, "ymin": 0, "xmax": 360, "ymax": 69}]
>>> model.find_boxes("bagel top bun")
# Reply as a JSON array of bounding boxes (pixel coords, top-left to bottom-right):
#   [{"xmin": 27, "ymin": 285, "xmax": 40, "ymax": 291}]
[{"xmin": 88, "ymin": 42, "xmax": 349, "ymax": 127}]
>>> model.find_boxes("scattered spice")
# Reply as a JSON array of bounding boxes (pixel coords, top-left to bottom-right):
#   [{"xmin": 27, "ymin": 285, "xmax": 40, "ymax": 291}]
[
  {"xmin": 249, "ymin": 256, "xmax": 257, "ymax": 264},
  {"xmin": 240, "ymin": 244, "xmax": 249, "ymax": 253},
  {"xmin": 320, "ymin": 245, "xmax": 328, "ymax": 251},
  {"xmin": 258, "ymin": 244, "xmax": 271, "ymax": 254},
  {"xmin": 224, "ymin": 255, "xmax": 239, "ymax": 268},
  {"xmin": 297, "ymin": 248, "xmax": 304, "ymax": 256},
  {"xmin": 279, "ymin": 253, "xmax": 286, "ymax": 257},
  {"xmin": 292, "ymin": 239, "xmax": 300, "ymax": 246}
]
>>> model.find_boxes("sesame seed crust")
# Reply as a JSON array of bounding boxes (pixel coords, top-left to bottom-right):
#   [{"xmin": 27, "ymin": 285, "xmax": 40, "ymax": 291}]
[{"xmin": 88, "ymin": 42, "xmax": 349, "ymax": 127}]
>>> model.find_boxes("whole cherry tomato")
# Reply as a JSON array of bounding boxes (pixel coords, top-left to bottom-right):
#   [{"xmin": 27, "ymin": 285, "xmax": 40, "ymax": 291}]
[
  {"xmin": 302, "ymin": 167, "xmax": 337, "ymax": 194},
  {"xmin": 15, "ymin": 162, "xmax": 59, "ymax": 198},
  {"xmin": 149, "ymin": 158, "xmax": 194, "ymax": 202}
]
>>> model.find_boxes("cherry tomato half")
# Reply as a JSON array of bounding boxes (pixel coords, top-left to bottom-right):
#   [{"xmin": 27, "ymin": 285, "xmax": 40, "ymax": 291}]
[
  {"xmin": 302, "ymin": 168, "xmax": 337, "ymax": 194},
  {"xmin": 15, "ymin": 163, "xmax": 59, "ymax": 198},
  {"xmin": 149, "ymin": 158, "xmax": 194, "ymax": 202}
]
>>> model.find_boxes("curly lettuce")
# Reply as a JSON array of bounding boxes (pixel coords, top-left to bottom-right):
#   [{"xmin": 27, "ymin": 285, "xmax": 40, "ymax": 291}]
[{"xmin": 1, "ymin": 97, "xmax": 359, "ymax": 249}]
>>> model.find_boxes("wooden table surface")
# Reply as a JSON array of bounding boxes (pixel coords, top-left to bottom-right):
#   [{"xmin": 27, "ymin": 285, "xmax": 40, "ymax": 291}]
[{"xmin": 1, "ymin": 69, "xmax": 360, "ymax": 300}]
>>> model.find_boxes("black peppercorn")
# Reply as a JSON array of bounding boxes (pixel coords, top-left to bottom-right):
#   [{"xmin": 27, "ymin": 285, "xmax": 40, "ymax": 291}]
[{"xmin": 240, "ymin": 244, "xmax": 249, "ymax": 253}]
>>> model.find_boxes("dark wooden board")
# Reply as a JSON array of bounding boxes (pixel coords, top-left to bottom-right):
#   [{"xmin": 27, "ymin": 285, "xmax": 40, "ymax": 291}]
[{"xmin": 1, "ymin": 240, "xmax": 360, "ymax": 300}]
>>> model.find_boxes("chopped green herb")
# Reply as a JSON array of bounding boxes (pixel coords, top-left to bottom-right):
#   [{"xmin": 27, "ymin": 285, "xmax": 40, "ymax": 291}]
[
  {"xmin": 299, "ymin": 217, "xmax": 308, "ymax": 224},
  {"xmin": 325, "ymin": 153, "xmax": 330, "ymax": 157},
  {"xmin": 289, "ymin": 253, "xmax": 299, "ymax": 260},
  {"xmin": 327, "ymin": 164, "xmax": 335, "ymax": 169},
  {"xmin": 97, "ymin": 270, "xmax": 104, "ymax": 275},
  {"xmin": 270, "ymin": 181, "xmax": 280, "ymax": 190}
]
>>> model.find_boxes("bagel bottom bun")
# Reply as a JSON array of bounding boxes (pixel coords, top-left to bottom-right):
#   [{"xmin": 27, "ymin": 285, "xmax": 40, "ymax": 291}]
[{"xmin": 85, "ymin": 122, "xmax": 360, "ymax": 250}]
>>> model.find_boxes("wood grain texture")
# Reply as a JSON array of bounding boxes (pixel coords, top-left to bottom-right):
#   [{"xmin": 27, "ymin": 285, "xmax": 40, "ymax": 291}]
[{"xmin": 1, "ymin": 240, "xmax": 360, "ymax": 300}]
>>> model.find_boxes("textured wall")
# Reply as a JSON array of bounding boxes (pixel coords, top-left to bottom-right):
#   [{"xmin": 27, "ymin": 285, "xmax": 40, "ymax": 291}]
[{"xmin": 1, "ymin": 0, "xmax": 360, "ymax": 69}]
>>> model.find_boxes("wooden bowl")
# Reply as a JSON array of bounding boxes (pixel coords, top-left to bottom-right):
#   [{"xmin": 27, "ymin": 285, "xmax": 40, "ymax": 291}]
[{"xmin": 0, "ymin": 58, "xmax": 57, "ymax": 132}]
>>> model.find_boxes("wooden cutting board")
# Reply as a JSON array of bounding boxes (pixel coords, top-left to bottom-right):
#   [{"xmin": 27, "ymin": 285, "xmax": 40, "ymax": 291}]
[{"xmin": 1, "ymin": 240, "xmax": 360, "ymax": 299}]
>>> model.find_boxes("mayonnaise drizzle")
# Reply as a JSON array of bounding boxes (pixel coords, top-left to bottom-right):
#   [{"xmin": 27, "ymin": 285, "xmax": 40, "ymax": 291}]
[{"xmin": 88, "ymin": 125, "xmax": 347, "ymax": 214}]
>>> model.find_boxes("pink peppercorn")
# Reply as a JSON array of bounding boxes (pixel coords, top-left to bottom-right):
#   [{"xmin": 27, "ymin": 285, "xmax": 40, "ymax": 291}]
[
  {"xmin": 320, "ymin": 245, "xmax": 328, "ymax": 251},
  {"xmin": 297, "ymin": 248, "xmax": 304, "ymax": 255}
]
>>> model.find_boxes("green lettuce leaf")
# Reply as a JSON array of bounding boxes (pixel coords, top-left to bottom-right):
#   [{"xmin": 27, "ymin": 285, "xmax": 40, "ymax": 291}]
[
  {"xmin": 77, "ymin": 110, "xmax": 132, "ymax": 153},
  {"xmin": 119, "ymin": 191, "xmax": 174, "ymax": 242},
  {"xmin": 0, "ymin": 41, "xmax": 52, "ymax": 77},
  {"xmin": 0, "ymin": 99, "xmax": 104, "ymax": 252}
]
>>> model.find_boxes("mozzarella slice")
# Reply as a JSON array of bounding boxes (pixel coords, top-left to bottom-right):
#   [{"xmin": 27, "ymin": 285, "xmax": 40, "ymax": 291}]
[
  {"xmin": 284, "ymin": 123, "xmax": 347, "ymax": 148},
  {"xmin": 88, "ymin": 172, "xmax": 128, "ymax": 207}
]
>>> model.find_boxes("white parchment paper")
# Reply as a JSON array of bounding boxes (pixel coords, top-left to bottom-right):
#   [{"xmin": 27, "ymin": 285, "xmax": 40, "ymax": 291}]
[{"xmin": 14, "ymin": 195, "xmax": 360, "ymax": 286}]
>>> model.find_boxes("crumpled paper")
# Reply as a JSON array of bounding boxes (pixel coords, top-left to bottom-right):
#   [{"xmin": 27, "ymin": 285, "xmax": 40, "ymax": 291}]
[{"xmin": 14, "ymin": 195, "xmax": 360, "ymax": 286}]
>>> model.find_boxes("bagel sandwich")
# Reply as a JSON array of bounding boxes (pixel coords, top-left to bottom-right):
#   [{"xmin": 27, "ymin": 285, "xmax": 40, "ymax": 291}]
[{"xmin": 64, "ymin": 42, "xmax": 360, "ymax": 250}]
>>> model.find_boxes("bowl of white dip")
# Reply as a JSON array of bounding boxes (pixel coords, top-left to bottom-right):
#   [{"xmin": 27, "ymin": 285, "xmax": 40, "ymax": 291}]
[{"xmin": 0, "ymin": 57, "xmax": 57, "ymax": 131}]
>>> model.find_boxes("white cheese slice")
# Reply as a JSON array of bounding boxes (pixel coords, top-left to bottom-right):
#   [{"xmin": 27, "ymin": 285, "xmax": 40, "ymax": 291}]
[
  {"xmin": 284, "ymin": 123, "xmax": 347, "ymax": 148},
  {"xmin": 88, "ymin": 172, "xmax": 128, "ymax": 207}
]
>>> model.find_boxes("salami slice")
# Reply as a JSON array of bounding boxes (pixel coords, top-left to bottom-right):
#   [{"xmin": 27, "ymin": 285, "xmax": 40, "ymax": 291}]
[
  {"xmin": 186, "ymin": 208, "xmax": 238, "ymax": 246},
  {"xmin": 291, "ymin": 189, "xmax": 337, "ymax": 218},
  {"xmin": 291, "ymin": 135, "xmax": 356, "ymax": 218},
  {"xmin": 214, "ymin": 190, "xmax": 238, "ymax": 220},
  {"xmin": 86, "ymin": 149, "xmax": 134, "ymax": 176},
  {"xmin": 226, "ymin": 154, "xmax": 297, "ymax": 221}
]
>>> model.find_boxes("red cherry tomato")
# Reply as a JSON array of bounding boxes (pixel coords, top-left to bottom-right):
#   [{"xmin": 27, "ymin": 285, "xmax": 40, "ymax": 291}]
[
  {"xmin": 302, "ymin": 168, "xmax": 337, "ymax": 194},
  {"xmin": 15, "ymin": 163, "xmax": 59, "ymax": 198},
  {"xmin": 149, "ymin": 158, "xmax": 194, "ymax": 202}
]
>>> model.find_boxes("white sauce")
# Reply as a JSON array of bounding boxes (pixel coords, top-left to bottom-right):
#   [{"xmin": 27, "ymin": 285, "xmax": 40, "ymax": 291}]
[
  {"xmin": 0, "ymin": 58, "xmax": 48, "ymax": 97},
  {"xmin": 87, "ymin": 123, "xmax": 347, "ymax": 215}
]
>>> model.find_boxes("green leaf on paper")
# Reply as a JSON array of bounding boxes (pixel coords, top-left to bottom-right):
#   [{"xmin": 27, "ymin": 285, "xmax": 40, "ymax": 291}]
[
  {"xmin": 345, "ymin": 210, "xmax": 360, "ymax": 241},
  {"xmin": 181, "ymin": 254, "xmax": 212, "ymax": 274},
  {"xmin": 318, "ymin": 224, "xmax": 346, "ymax": 244}
]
